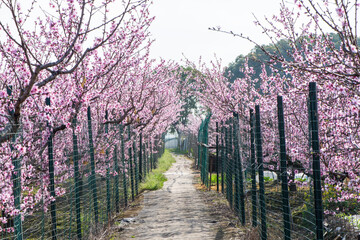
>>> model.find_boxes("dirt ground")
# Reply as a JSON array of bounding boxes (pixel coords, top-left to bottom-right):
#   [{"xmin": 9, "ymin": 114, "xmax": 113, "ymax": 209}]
[{"xmin": 102, "ymin": 154, "xmax": 251, "ymax": 240}]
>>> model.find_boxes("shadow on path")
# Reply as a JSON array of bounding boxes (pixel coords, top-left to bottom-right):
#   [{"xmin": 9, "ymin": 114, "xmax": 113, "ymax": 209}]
[
  {"xmin": 108, "ymin": 153, "xmax": 246, "ymax": 240},
  {"xmin": 113, "ymin": 154, "xmax": 217, "ymax": 239}
]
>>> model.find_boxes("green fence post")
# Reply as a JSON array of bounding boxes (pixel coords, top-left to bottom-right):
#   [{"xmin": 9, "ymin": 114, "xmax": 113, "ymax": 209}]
[
  {"xmin": 41, "ymin": 175, "xmax": 45, "ymax": 240},
  {"xmin": 133, "ymin": 140, "xmax": 139, "ymax": 196},
  {"xmin": 234, "ymin": 120, "xmax": 240, "ymax": 216},
  {"xmin": 72, "ymin": 117, "xmax": 82, "ymax": 240},
  {"xmin": 277, "ymin": 96, "xmax": 291, "ymax": 240},
  {"xmin": 163, "ymin": 135, "xmax": 165, "ymax": 154},
  {"xmin": 309, "ymin": 82, "xmax": 324, "ymax": 240},
  {"xmin": 153, "ymin": 138, "xmax": 159, "ymax": 169},
  {"xmin": 199, "ymin": 126, "xmax": 201, "ymax": 178},
  {"xmin": 105, "ymin": 111, "xmax": 111, "ymax": 221},
  {"xmin": 221, "ymin": 125, "xmax": 225, "ymax": 194},
  {"xmin": 45, "ymin": 98, "xmax": 57, "ymax": 239},
  {"xmin": 87, "ymin": 106, "xmax": 99, "ymax": 226},
  {"xmin": 203, "ymin": 126, "xmax": 207, "ymax": 186},
  {"xmin": 255, "ymin": 105, "xmax": 267, "ymax": 240},
  {"xmin": 201, "ymin": 123, "xmax": 205, "ymax": 185},
  {"xmin": 225, "ymin": 125, "xmax": 230, "ymax": 201},
  {"xmin": 198, "ymin": 122, "xmax": 203, "ymax": 170},
  {"xmin": 234, "ymin": 116, "xmax": 245, "ymax": 226},
  {"xmin": 12, "ymin": 137, "xmax": 23, "ymax": 240},
  {"xmin": 202, "ymin": 114, "xmax": 211, "ymax": 188},
  {"xmin": 145, "ymin": 142, "xmax": 148, "ymax": 176},
  {"xmin": 216, "ymin": 122, "xmax": 219, "ymax": 192},
  {"xmin": 150, "ymin": 141, "xmax": 153, "ymax": 170},
  {"xmin": 146, "ymin": 142, "xmax": 150, "ymax": 175},
  {"xmin": 139, "ymin": 133, "xmax": 143, "ymax": 181},
  {"xmin": 155, "ymin": 139, "xmax": 159, "ymax": 167},
  {"xmin": 199, "ymin": 122, "xmax": 203, "ymax": 183},
  {"xmin": 120, "ymin": 124, "xmax": 128, "ymax": 207},
  {"xmin": 200, "ymin": 119, "xmax": 206, "ymax": 185},
  {"xmin": 228, "ymin": 122, "xmax": 233, "ymax": 208},
  {"xmin": 113, "ymin": 147, "xmax": 120, "ymax": 213},
  {"xmin": 68, "ymin": 177, "xmax": 74, "ymax": 239},
  {"xmin": 162, "ymin": 133, "xmax": 165, "ymax": 155},
  {"xmin": 7, "ymin": 86, "xmax": 23, "ymax": 240},
  {"xmin": 306, "ymin": 98, "xmax": 316, "ymax": 234},
  {"xmin": 128, "ymin": 126, "xmax": 135, "ymax": 201},
  {"xmin": 154, "ymin": 139, "xmax": 157, "ymax": 168},
  {"xmin": 142, "ymin": 142, "xmax": 146, "ymax": 179},
  {"xmin": 250, "ymin": 109, "xmax": 257, "ymax": 227},
  {"xmin": 154, "ymin": 138, "xmax": 158, "ymax": 168}
]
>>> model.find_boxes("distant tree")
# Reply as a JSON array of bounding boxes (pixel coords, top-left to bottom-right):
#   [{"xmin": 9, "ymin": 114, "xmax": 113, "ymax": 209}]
[
  {"xmin": 225, "ymin": 33, "xmax": 346, "ymax": 87},
  {"xmin": 177, "ymin": 67, "xmax": 198, "ymax": 125},
  {"xmin": 169, "ymin": 66, "xmax": 200, "ymax": 148}
]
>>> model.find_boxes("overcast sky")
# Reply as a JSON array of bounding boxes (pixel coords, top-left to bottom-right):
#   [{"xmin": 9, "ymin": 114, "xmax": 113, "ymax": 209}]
[{"xmin": 148, "ymin": 0, "xmax": 288, "ymax": 66}]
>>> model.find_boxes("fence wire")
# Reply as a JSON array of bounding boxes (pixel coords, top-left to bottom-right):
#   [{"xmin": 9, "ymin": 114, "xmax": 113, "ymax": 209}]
[
  {"xmin": 188, "ymin": 82, "xmax": 360, "ymax": 240},
  {"xmin": 0, "ymin": 107, "xmax": 165, "ymax": 240}
]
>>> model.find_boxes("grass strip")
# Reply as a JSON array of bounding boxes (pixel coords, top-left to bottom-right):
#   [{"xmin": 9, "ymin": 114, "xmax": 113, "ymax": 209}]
[
  {"xmin": 169, "ymin": 148, "xmax": 188, "ymax": 155},
  {"xmin": 139, "ymin": 149, "xmax": 176, "ymax": 191}
]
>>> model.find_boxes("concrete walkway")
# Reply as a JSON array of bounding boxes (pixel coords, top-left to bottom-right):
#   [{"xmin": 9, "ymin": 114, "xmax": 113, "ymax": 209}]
[{"xmin": 114, "ymin": 154, "xmax": 219, "ymax": 239}]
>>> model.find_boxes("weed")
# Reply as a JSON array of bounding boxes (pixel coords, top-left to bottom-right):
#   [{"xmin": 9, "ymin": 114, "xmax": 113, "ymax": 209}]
[
  {"xmin": 139, "ymin": 149, "xmax": 175, "ymax": 191},
  {"xmin": 264, "ymin": 176, "xmax": 272, "ymax": 182},
  {"xmin": 169, "ymin": 148, "xmax": 188, "ymax": 155},
  {"xmin": 210, "ymin": 173, "xmax": 224, "ymax": 185}
]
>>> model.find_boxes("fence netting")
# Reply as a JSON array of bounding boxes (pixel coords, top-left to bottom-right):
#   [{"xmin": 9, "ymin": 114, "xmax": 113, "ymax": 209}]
[
  {"xmin": 185, "ymin": 82, "xmax": 360, "ymax": 240},
  {"xmin": 0, "ymin": 107, "xmax": 165, "ymax": 240}
]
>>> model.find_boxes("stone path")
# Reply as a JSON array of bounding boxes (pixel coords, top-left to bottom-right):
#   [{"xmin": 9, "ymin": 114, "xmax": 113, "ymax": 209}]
[{"xmin": 114, "ymin": 154, "xmax": 219, "ymax": 239}]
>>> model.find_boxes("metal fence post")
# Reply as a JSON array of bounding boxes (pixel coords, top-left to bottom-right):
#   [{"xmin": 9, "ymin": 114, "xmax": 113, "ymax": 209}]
[
  {"xmin": 200, "ymin": 121, "xmax": 205, "ymax": 184},
  {"xmin": 143, "ymin": 142, "xmax": 147, "ymax": 179},
  {"xmin": 309, "ymin": 82, "xmax": 324, "ymax": 240},
  {"xmin": 128, "ymin": 126, "xmax": 135, "ymax": 201},
  {"xmin": 221, "ymin": 125, "xmax": 225, "ymax": 194},
  {"xmin": 198, "ymin": 122, "xmax": 203, "ymax": 170},
  {"xmin": 216, "ymin": 122, "xmax": 219, "ymax": 192},
  {"xmin": 306, "ymin": 98, "xmax": 315, "ymax": 233},
  {"xmin": 87, "ymin": 107, "xmax": 99, "ymax": 225},
  {"xmin": 277, "ymin": 96, "xmax": 291, "ymax": 240},
  {"xmin": 255, "ymin": 105, "xmax": 267, "ymax": 240},
  {"xmin": 105, "ymin": 111, "xmax": 111, "ymax": 221},
  {"xmin": 120, "ymin": 124, "xmax": 128, "ymax": 207},
  {"xmin": 72, "ymin": 117, "xmax": 82, "ymax": 240},
  {"xmin": 133, "ymin": 140, "xmax": 139, "ymax": 196},
  {"xmin": 139, "ymin": 133, "xmax": 143, "ymax": 181},
  {"xmin": 199, "ymin": 121, "xmax": 204, "ymax": 184},
  {"xmin": 225, "ymin": 125, "xmax": 230, "ymax": 202},
  {"xmin": 228, "ymin": 122, "xmax": 233, "ymax": 208},
  {"xmin": 234, "ymin": 116, "xmax": 246, "ymax": 226},
  {"xmin": 146, "ymin": 142, "xmax": 150, "ymax": 175},
  {"xmin": 7, "ymin": 86, "xmax": 23, "ymax": 240},
  {"xmin": 12, "ymin": 142, "xmax": 23, "ymax": 240},
  {"xmin": 46, "ymin": 98, "xmax": 57, "ymax": 239},
  {"xmin": 203, "ymin": 114, "xmax": 211, "ymax": 188},
  {"xmin": 250, "ymin": 109, "xmax": 257, "ymax": 227},
  {"xmin": 113, "ymin": 147, "xmax": 120, "ymax": 213},
  {"xmin": 150, "ymin": 141, "xmax": 153, "ymax": 170},
  {"xmin": 234, "ymin": 119, "xmax": 240, "ymax": 215}
]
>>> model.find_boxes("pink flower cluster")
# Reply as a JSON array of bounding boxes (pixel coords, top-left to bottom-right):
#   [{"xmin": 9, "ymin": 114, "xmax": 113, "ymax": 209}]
[{"xmin": 0, "ymin": 0, "xmax": 183, "ymax": 229}]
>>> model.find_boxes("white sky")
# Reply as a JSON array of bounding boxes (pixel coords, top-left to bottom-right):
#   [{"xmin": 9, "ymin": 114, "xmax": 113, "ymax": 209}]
[{"xmin": 148, "ymin": 0, "xmax": 287, "ymax": 66}]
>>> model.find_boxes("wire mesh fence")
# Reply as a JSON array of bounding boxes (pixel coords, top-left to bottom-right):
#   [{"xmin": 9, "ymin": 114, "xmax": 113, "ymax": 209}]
[
  {"xmin": 0, "ymin": 106, "xmax": 165, "ymax": 240},
  {"xmin": 194, "ymin": 82, "xmax": 360, "ymax": 240}
]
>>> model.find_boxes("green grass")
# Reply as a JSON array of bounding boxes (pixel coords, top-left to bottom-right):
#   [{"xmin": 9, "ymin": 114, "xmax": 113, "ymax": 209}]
[
  {"xmin": 264, "ymin": 176, "xmax": 272, "ymax": 182},
  {"xmin": 169, "ymin": 148, "xmax": 188, "ymax": 155},
  {"xmin": 337, "ymin": 213, "xmax": 360, "ymax": 229},
  {"xmin": 139, "ymin": 149, "xmax": 176, "ymax": 191},
  {"xmin": 210, "ymin": 173, "xmax": 224, "ymax": 185}
]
